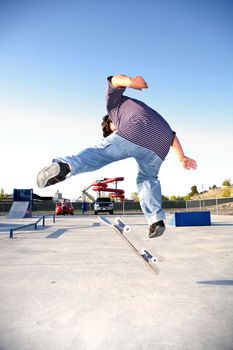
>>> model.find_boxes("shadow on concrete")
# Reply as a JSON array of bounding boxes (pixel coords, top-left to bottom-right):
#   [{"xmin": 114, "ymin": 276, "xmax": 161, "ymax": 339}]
[
  {"xmin": 197, "ymin": 280, "xmax": 233, "ymax": 286},
  {"xmin": 0, "ymin": 224, "xmax": 50, "ymax": 233},
  {"xmin": 212, "ymin": 223, "xmax": 233, "ymax": 226},
  {"xmin": 0, "ymin": 224, "xmax": 23, "ymax": 231},
  {"xmin": 46, "ymin": 229, "xmax": 68, "ymax": 238}
]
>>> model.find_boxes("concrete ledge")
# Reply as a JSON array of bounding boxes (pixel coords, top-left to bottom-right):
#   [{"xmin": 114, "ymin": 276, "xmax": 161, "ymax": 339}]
[{"xmin": 169, "ymin": 211, "xmax": 211, "ymax": 227}]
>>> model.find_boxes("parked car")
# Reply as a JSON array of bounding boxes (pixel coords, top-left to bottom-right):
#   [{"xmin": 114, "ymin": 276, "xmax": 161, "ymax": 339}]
[
  {"xmin": 94, "ymin": 197, "xmax": 114, "ymax": 215},
  {"xmin": 55, "ymin": 201, "xmax": 74, "ymax": 215}
]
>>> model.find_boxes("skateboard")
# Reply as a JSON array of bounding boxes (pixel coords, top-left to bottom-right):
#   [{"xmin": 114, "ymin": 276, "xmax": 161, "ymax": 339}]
[{"xmin": 99, "ymin": 216, "xmax": 159, "ymax": 275}]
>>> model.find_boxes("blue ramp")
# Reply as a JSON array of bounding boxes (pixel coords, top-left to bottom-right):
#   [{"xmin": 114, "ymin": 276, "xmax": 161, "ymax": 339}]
[{"xmin": 169, "ymin": 211, "xmax": 211, "ymax": 227}]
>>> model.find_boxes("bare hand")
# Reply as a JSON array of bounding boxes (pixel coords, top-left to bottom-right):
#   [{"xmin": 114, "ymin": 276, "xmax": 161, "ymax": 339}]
[
  {"xmin": 181, "ymin": 156, "xmax": 197, "ymax": 170},
  {"xmin": 130, "ymin": 76, "xmax": 148, "ymax": 90}
]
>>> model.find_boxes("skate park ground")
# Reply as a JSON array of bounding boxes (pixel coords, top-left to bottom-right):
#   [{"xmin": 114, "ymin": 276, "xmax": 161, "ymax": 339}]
[{"xmin": 0, "ymin": 214, "xmax": 233, "ymax": 350}]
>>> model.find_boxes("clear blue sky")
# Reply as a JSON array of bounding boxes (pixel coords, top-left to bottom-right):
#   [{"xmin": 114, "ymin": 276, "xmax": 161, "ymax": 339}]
[{"xmin": 0, "ymin": 0, "xmax": 232, "ymax": 200}]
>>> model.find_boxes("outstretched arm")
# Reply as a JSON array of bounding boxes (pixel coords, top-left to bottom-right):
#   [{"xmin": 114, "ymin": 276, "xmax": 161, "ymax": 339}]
[
  {"xmin": 111, "ymin": 74, "xmax": 148, "ymax": 90},
  {"xmin": 171, "ymin": 135, "xmax": 197, "ymax": 170}
]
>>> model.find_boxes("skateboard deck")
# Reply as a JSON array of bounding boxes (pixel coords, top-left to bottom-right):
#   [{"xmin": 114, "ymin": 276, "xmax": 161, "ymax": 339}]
[{"xmin": 99, "ymin": 216, "xmax": 159, "ymax": 275}]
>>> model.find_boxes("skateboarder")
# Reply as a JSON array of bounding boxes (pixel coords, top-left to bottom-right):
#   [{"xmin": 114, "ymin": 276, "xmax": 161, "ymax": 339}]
[{"xmin": 37, "ymin": 74, "xmax": 197, "ymax": 238}]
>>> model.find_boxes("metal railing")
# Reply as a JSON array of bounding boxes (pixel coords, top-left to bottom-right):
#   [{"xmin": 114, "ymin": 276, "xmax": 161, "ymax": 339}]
[{"xmin": 9, "ymin": 214, "xmax": 55, "ymax": 239}]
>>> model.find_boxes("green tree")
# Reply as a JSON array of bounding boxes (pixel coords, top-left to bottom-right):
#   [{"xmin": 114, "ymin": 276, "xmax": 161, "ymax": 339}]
[
  {"xmin": 0, "ymin": 188, "xmax": 5, "ymax": 200},
  {"xmin": 162, "ymin": 195, "xmax": 169, "ymax": 201},
  {"xmin": 222, "ymin": 179, "xmax": 231, "ymax": 187},
  {"xmin": 183, "ymin": 195, "xmax": 191, "ymax": 200},
  {"xmin": 131, "ymin": 192, "xmax": 140, "ymax": 202},
  {"xmin": 189, "ymin": 185, "xmax": 199, "ymax": 197}
]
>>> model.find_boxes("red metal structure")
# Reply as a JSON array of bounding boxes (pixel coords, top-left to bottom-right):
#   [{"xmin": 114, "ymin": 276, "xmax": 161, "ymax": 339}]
[{"xmin": 91, "ymin": 177, "xmax": 125, "ymax": 200}]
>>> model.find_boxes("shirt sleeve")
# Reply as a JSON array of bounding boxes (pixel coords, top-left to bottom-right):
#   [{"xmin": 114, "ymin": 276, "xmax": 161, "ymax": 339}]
[
  {"xmin": 105, "ymin": 76, "xmax": 126, "ymax": 125},
  {"xmin": 171, "ymin": 131, "xmax": 176, "ymax": 144}
]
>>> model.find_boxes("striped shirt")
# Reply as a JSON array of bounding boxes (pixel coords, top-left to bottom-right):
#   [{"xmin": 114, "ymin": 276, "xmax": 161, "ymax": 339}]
[{"xmin": 105, "ymin": 77, "xmax": 175, "ymax": 161}]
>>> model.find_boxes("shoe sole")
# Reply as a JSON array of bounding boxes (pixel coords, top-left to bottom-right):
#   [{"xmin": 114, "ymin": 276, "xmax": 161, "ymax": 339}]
[
  {"xmin": 37, "ymin": 163, "xmax": 60, "ymax": 188},
  {"xmin": 149, "ymin": 226, "xmax": 166, "ymax": 239}
]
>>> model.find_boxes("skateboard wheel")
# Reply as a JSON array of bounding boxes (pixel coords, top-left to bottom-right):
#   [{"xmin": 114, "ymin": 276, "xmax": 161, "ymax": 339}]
[
  {"xmin": 123, "ymin": 225, "xmax": 131, "ymax": 233},
  {"xmin": 141, "ymin": 248, "xmax": 157, "ymax": 263},
  {"xmin": 114, "ymin": 217, "xmax": 131, "ymax": 233}
]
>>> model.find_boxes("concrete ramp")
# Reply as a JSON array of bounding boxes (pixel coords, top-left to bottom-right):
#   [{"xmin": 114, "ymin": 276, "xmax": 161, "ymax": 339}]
[{"xmin": 7, "ymin": 201, "xmax": 30, "ymax": 219}]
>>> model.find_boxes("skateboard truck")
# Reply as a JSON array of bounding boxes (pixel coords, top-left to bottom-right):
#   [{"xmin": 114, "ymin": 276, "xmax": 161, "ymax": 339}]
[
  {"xmin": 141, "ymin": 248, "xmax": 157, "ymax": 264},
  {"xmin": 114, "ymin": 217, "xmax": 131, "ymax": 234}
]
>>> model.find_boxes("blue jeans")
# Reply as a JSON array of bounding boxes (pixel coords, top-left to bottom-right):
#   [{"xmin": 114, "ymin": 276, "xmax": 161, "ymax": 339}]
[{"xmin": 54, "ymin": 133, "xmax": 165, "ymax": 224}]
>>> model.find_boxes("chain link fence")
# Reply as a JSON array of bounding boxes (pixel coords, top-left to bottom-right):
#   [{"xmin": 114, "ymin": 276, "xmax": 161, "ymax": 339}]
[
  {"xmin": 162, "ymin": 197, "xmax": 233, "ymax": 215},
  {"xmin": 1, "ymin": 197, "xmax": 233, "ymax": 215}
]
